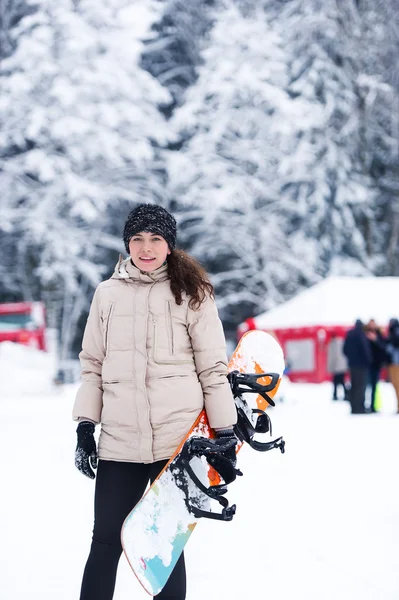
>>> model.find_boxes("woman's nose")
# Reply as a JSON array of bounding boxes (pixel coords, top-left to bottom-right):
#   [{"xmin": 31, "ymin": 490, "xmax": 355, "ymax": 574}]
[{"xmin": 141, "ymin": 241, "xmax": 152, "ymax": 252}]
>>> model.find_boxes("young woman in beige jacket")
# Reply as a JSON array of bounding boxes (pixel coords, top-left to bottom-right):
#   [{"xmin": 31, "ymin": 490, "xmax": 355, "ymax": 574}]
[{"xmin": 73, "ymin": 203, "xmax": 237, "ymax": 600}]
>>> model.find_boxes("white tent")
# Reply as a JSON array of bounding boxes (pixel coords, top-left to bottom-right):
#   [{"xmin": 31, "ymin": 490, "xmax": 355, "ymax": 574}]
[{"xmin": 251, "ymin": 276, "xmax": 399, "ymax": 330}]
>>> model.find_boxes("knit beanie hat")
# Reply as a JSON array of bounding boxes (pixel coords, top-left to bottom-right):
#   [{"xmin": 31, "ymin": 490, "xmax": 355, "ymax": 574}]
[{"xmin": 123, "ymin": 204, "xmax": 177, "ymax": 253}]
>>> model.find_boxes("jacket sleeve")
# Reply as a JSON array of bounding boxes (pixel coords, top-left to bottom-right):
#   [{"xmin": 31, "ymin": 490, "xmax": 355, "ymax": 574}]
[
  {"xmin": 392, "ymin": 326, "xmax": 399, "ymax": 348},
  {"xmin": 72, "ymin": 286, "xmax": 105, "ymax": 423},
  {"xmin": 361, "ymin": 333, "xmax": 372, "ymax": 364},
  {"xmin": 187, "ymin": 294, "xmax": 237, "ymax": 429}
]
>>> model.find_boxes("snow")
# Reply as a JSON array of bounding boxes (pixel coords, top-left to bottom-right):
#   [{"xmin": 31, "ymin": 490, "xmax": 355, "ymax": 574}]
[
  {"xmin": 232, "ymin": 330, "xmax": 285, "ymax": 374},
  {"xmin": 1, "ymin": 345, "xmax": 399, "ymax": 599},
  {"xmin": 252, "ymin": 276, "xmax": 399, "ymax": 330},
  {"xmin": 0, "ymin": 341, "xmax": 56, "ymax": 395}
]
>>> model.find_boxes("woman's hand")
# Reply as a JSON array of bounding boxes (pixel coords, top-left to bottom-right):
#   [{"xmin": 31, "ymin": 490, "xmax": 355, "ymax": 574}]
[
  {"xmin": 214, "ymin": 428, "xmax": 238, "ymax": 468},
  {"xmin": 75, "ymin": 421, "xmax": 98, "ymax": 479}
]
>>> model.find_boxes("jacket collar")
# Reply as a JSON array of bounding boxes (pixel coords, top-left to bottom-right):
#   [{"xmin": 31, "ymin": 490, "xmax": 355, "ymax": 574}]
[{"xmin": 111, "ymin": 255, "xmax": 169, "ymax": 283}]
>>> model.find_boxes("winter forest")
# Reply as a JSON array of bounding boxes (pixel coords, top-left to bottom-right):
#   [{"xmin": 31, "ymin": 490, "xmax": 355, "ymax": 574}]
[{"xmin": 1, "ymin": 0, "xmax": 399, "ymax": 359}]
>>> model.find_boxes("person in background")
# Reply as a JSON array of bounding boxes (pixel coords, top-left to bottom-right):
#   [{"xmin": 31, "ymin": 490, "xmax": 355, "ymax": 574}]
[
  {"xmin": 364, "ymin": 319, "xmax": 388, "ymax": 413},
  {"xmin": 343, "ymin": 319, "xmax": 372, "ymax": 414},
  {"xmin": 327, "ymin": 333, "xmax": 349, "ymax": 401},
  {"xmin": 386, "ymin": 318, "xmax": 399, "ymax": 413}
]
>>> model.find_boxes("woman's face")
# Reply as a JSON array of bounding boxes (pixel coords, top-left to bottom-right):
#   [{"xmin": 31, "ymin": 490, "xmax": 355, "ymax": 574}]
[{"xmin": 128, "ymin": 231, "xmax": 170, "ymax": 272}]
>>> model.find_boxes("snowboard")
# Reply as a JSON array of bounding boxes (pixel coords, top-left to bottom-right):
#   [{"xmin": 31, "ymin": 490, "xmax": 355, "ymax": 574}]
[{"xmin": 121, "ymin": 330, "xmax": 285, "ymax": 596}]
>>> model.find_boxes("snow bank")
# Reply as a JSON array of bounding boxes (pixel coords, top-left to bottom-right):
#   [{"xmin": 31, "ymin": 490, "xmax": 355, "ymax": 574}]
[
  {"xmin": 0, "ymin": 342, "xmax": 56, "ymax": 395},
  {"xmin": 1, "ymin": 377, "xmax": 398, "ymax": 599}
]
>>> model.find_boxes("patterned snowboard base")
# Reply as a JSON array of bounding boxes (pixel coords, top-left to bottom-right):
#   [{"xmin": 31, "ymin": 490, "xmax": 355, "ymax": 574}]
[{"xmin": 121, "ymin": 330, "xmax": 285, "ymax": 595}]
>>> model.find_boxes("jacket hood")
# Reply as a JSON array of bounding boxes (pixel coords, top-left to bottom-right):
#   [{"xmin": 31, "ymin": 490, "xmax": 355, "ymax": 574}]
[{"xmin": 111, "ymin": 254, "xmax": 169, "ymax": 283}]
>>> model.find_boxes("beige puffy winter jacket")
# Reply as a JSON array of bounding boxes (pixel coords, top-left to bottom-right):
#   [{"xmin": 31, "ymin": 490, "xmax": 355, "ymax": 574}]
[{"xmin": 72, "ymin": 256, "xmax": 237, "ymax": 463}]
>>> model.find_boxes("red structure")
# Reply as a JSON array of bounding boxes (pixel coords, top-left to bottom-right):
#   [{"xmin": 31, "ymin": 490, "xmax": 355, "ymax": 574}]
[
  {"xmin": 237, "ymin": 276, "xmax": 399, "ymax": 383},
  {"xmin": 0, "ymin": 302, "xmax": 47, "ymax": 351},
  {"xmin": 238, "ymin": 321, "xmax": 350, "ymax": 383}
]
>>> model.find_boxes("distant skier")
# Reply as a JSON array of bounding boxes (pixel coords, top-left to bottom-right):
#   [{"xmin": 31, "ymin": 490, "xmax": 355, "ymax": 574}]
[
  {"xmin": 364, "ymin": 319, "xmax": 388, "ymax": 412},
  {"xmin": 343, "ymin": 320, "xmax": 372, "ymax": 414},
  {"xmin": 386, "ymin": 318, "xmax": 399, "ymax": 413},
  {"xmin": 327, "ymin": 333, "xmax": 349, "ymax": 401},
  {"xmin": 72, "ymin": 204, "xmax": 237, "ymax": 600}
]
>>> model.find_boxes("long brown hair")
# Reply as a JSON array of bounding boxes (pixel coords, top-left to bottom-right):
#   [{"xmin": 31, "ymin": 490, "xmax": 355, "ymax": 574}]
[{"xmin": 167, "ymin": 249, "xmax": 214, "ymax": 310}]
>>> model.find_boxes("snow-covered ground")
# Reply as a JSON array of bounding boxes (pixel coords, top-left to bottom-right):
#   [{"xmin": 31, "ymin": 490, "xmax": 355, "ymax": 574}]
[{"xmin": 1, "ymin": 345, "xmax": 399, "ymax": 600}]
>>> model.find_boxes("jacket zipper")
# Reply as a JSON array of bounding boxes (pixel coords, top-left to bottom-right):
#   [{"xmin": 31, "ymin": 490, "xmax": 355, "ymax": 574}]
[
  {"xmin": 104, "ymin": 303, "xmax": 115, "ymax": 357},
  {"xmin": 166, "ymin": 301, "xmax": 174, "ymax": 354}
]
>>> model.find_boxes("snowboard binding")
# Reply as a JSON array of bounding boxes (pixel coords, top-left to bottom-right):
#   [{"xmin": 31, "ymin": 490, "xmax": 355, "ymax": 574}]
[
  {"xmin": 173, "ymin": 435, "xmax": 242, "ymax": 522},
  {"xmin": 228, "ymin": 370, "xmax": 279, "ymax": 406},
  {"xmin": 173, "ymin": 371, "xmax": 285, "ymax": 522},
  {"xmin": 228, "ymin": 371, "xmax": 285, "ymax": 454}
]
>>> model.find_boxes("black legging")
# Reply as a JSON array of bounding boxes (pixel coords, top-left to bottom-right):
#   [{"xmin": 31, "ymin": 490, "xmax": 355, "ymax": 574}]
[{"xmin": 79, "ymin": 460, "xmax": 186, "ymax": 600}]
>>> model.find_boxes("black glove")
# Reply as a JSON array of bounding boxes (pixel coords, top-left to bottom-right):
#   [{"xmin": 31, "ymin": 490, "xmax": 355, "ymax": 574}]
[
  {"xmin": 205, "ymin": 428, "xmax": 241, "ymax": 485},
  {"xmin": 75, "ymin": 421, "xmax": 98, "ymax": 479},
  {"xmin": 215, "ymin": 429, "xmax": 238, "ymax": 468}
]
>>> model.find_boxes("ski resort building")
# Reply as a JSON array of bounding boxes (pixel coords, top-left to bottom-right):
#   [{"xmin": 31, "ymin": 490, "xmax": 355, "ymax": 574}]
[{"xmin": 238, "ymin": 276, "xmax": 399, "ymax": 383}]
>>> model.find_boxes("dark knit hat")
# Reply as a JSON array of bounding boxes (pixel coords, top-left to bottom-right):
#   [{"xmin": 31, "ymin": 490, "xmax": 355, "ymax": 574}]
[{"xmin": 123, "ymin": 204, "xmax": 177, "ymax": 253}]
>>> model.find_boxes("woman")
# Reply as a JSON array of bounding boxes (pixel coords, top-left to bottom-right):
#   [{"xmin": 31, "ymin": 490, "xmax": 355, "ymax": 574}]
[
  {"xmin": 73, "ymin": 203, "xmax": 237, "ymax": 600},
  {"xmin": 327, "ymin": 333, "xmax": 349, "ymax": 401}
]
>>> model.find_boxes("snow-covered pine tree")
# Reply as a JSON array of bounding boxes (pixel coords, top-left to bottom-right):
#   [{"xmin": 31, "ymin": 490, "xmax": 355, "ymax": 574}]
[
  {"xmin": 0, "ymin": 0, "xmax": 171, "ymax": 357},
  {"xmin": 168, "ymin": 1, "xmax": 317, "ymax": 334},
  {"xmin": 0, "ymin": 0, "xmax": 37, "ymax": 59},
  {"xmin": 353, "ymin": 0, "xmax": 399, "ymax": 274},
  {"xmin": 0, "ymin": 0, "xmax": 39, "ymax": 300},
  {"xmin": 277, "ymin": 0, "xmax": 376, "ymax": 278},
  {"xmin": 141, "ymin": 0, "xmax": 215, "ymax": 115}
]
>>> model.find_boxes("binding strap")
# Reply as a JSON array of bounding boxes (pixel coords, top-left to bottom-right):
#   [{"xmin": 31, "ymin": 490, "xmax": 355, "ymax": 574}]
[{"xmin": 175, "ymin": 436, "xmax": 241, "ymax": 521}]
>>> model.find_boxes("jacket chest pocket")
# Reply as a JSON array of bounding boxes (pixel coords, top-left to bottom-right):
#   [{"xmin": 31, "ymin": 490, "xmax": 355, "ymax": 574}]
[{"xmin": 152, "ymin": 302, "xmax": 192, "ymax": 365}]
